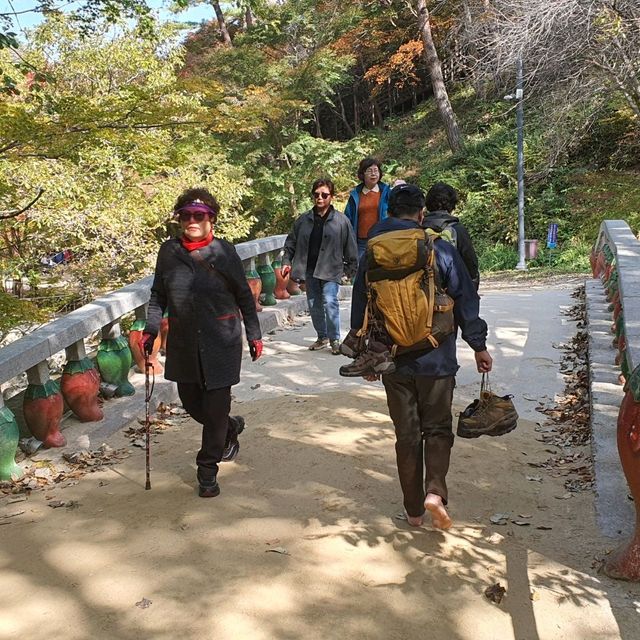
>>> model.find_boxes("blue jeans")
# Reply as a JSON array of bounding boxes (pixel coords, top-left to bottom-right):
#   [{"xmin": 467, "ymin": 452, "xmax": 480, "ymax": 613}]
[{"xmin": 305, "ymin": 273, "xmax": 340, "ymax": 341}]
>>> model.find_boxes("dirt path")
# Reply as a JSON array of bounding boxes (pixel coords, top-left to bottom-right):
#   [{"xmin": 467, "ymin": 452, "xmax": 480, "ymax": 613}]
[{"xmin": 1, "ymin": 281, "xmax": 639, "ymax": 639}]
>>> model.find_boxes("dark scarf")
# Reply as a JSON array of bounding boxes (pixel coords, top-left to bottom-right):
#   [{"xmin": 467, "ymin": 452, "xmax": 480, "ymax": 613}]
[{"xmin": 181, "ymin": 231, "xmax": 213, "ymax": 252}]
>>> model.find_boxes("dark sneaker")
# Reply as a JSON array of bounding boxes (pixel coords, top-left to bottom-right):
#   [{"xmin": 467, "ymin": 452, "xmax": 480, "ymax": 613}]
[
  {"xmin": 339, "ymin": 329, "xmax": 365, "ymax": 358},
  {"xmin": 456, "ymin": 393, "xmax": 518, "ymax": 438},
  {"xmin": 309, "ymin": 338, "xmax": 328, "ymax": 350},
  {"xmin": 330, "ymin": 339, "xmax": 341, "ymax": 355},
  {"xmin": 339, "ymin": 349, "xmax": 396, "ymax": 377},
  {"xmin": 197, "ymin": 470, "xmax": 220, "ymax": 498},
  {"xmin": 222, "ymin": 416, "xmax": 245, "ymax": 462}
]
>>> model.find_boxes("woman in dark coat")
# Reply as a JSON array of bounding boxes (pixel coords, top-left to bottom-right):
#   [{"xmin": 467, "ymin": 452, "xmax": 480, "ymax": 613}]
[{"xmin": 143, "ymin": 188, "xmax": 263, "ymax": 497}]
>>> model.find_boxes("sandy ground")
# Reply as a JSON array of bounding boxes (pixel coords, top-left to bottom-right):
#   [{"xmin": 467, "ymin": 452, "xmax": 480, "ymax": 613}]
[{"xmin": 1, "ymin": 281, "xmax": 640, "ymax": 640}]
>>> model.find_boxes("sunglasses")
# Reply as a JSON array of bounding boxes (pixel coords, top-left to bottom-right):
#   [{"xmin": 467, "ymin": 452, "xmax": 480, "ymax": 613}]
[
  {"xmin": 178, "ymin": 211, "xmax": 209, "ymax": 223},
  {"xmin": 313, "ymin": 192, "xmax": 331, "ymax": 200}
]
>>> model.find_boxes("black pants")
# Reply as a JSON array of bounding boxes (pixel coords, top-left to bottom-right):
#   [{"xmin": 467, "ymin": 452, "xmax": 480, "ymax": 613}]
[
  {"xmin": 382, "ymin": 373, "xmax": 455, "ymax": 518},
  {"xmin": 177, "ymin": 383, "xmax": 233, "ymax": 479}
]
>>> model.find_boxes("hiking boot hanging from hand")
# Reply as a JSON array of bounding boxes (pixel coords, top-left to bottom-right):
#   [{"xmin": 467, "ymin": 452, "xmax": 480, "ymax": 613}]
[
  {"xmin": 339, "ymin": 340, "xmax": 396, "ymax": 377},
  {"xmin": 457, "ymin": 374, "xmax": 518, "ymax": 438},
  {"xmin": 339, "ymin": 329, "xmax": 366, "ymax": 358}
]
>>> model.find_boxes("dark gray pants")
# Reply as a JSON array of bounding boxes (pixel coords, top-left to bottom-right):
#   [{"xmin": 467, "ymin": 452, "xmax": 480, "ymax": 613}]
[{"xmin": 382, "ymin": 373, "xmax": 455, "ymax": 518}]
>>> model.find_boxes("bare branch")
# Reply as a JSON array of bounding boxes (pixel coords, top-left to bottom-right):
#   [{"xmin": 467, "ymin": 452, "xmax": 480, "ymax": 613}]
[{"xmin": 0, "ymin": 188, "xmax": 44, "ymax": 220}]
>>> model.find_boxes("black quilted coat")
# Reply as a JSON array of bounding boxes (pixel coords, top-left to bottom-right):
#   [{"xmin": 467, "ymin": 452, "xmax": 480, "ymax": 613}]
[{"xmin": 145, "ymin": 238, "xmax": 261, "ymax": 390}]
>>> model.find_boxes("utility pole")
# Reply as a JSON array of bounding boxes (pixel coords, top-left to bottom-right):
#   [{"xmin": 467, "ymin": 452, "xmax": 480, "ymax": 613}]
[{"xmin": 515, "ymin": 57, "xmax": 526, "ymax": 270}]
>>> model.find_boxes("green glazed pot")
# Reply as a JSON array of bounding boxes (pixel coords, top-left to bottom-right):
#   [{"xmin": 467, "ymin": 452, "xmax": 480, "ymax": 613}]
[
  {"xmin": 97, "ymin": 335, "xmax": 135, "ymax": 397},
  {"xmin": 0, "ymin": 406, "xmax": 23, "ymax": 481},
  {"xmin": 257, "ymin": 262, "xmax": 277, "ymax": 306}
]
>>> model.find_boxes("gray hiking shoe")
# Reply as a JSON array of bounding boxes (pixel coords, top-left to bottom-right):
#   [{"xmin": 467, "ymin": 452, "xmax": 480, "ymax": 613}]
[
  {"xmin": 309, "ymin": 338, "xmax": 328, "ymax": 350},
  {"xmin": 339, "ymin": 329, "xmax": 365, "ymax": 358},
  {"xmin": 339, "ymin": 348, "xmax": 396, "ymax": 377},
  {"xmin": 330, "ymin": 339, "xmax": 341, "ymax": 355}
]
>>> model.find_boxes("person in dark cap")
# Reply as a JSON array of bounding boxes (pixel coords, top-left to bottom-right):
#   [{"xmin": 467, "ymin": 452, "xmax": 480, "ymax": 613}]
[{"xmin": 345, "ymin": 183, "xmax": 492, "ymax": 529}]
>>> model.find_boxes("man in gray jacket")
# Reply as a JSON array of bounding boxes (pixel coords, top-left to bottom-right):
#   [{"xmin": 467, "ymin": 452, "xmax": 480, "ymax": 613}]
[{"xmin": 282, "ymin": 178, "xmax": 358, "ymax": 354}]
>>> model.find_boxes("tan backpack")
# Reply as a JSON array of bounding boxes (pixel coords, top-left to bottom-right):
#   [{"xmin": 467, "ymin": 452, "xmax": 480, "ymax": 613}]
[{"xmin": 359, "ymin": 228, "xmax": 455, "ymax": 355}]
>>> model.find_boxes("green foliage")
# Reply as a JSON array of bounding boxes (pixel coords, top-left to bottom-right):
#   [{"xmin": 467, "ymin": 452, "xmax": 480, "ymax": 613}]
[
  {"xmin": 0, "ymin": 291, "xmax": 48, "ymax": 338},
  {"xmin": 0, "ymin": 16, "xmax": 254, "ymax": 295},
  {"xmin": 477, "ymin": 242, "xmax": 518, "ymax": 272},
  {"xmin": 0, "ymin": 0, "xmax": 637, "ymax": 319}
]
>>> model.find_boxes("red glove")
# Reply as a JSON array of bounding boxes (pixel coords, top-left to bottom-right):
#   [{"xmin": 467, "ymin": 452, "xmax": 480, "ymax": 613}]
[
  {"xmin": 140, "ymin": 332, "xmax": 155, "ymax": 357},
  {"xmin": 249, "ymin": 339, "xmax": 263, "ymax": 361}
]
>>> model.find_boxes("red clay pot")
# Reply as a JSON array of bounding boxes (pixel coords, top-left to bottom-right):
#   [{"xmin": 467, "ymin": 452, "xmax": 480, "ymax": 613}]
[
  {"xmin": 23, "ymin": 381, "xmax": 65, "ymax": 448},
  {"xmin": 60, "ymin": 359, "xmax": 103, "ymax": 422}
]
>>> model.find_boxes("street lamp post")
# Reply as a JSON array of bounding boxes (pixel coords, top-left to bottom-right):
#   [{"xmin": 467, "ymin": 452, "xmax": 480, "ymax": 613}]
[{"xmin": 515, "ymin": 57, "xmax": 526, "ymax": 270}]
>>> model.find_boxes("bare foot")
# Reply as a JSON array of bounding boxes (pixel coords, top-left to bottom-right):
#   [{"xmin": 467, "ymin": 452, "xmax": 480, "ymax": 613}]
[
  {"xmin": 405, "ymin": 511, "xmax": 424, "ymax": 527},
  {"xmin": 424, "ymin": 494, "xmax": 452, "ymax": 530}
]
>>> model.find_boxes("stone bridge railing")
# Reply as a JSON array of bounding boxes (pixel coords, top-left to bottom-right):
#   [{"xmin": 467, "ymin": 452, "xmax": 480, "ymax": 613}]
[
  {"xmin": 590, "ymin": 220, "xmax": 640, "ymax": 581},
  {"xmin": 0, "ymin": 235, "xmax": 299, "ymax": 481}
]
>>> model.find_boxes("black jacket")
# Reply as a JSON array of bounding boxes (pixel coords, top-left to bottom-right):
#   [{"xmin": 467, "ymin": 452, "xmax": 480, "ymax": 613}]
[
  {"xmin": 282, "ymin": 206, "xmax": 358, "ymax": 282},
  {"xmin": 422, "ymin": 210, "xmax": 480, "ymax": 290},
  {"xmin": 146, "ymin": 238, "xmax": 261, "ymax": 390}
]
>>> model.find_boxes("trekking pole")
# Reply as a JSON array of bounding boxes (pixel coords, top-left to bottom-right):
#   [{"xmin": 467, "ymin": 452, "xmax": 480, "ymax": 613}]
[{"xmin": 144, "ymin": 352, "xmax": 155, "ymax": 490}]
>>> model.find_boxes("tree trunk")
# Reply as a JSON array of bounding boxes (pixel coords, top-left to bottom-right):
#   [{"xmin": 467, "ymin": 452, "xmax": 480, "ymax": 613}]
[
  {"xmin": 416, "ymin": 0, "xmax": 463, "ymax": 153},
  {"xmin": 336, "ymin": 94, "xmax": 355, "ymax": 138},
  {"xmin": 245, "ymin": 8, "xmax": 254, "ymax": 28},
  {"xmin": 353, "ymin": 88, "xmax": 360, "ymax": 134},
  {"xmin": 211, "ymin": 1, "xmax": 232, "ymax": 47},
  {"xmin": 314, "ymin": 107, "xmax": 323, "ymax": 138}
]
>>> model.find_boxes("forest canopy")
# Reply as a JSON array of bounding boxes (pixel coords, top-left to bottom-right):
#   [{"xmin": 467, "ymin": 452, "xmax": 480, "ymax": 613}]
[{"xmin": 0, "ymin": 0, "xmax": 638, "ymax": 306}]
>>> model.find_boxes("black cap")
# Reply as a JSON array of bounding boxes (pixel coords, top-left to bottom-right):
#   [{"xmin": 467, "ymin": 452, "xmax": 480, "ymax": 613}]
[{"xmin": 388, "ymin": 183, "xmax": 426, "ymax": 213}]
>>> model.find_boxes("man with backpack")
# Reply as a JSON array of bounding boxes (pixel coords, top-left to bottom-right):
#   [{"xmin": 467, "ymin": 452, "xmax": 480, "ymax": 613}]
[
  {"xmin": 346, "ymin": 183, "xmax": 492, "ymax": 529},
  {"xmin": 423, "ymin": 182, "xmax": 479, "ymax": 290}
]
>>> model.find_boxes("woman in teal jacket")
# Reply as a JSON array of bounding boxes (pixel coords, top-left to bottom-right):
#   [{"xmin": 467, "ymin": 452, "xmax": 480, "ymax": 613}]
[{"xmin": 344, "ymin": 157, "xmax": 391, "ymax": 258}]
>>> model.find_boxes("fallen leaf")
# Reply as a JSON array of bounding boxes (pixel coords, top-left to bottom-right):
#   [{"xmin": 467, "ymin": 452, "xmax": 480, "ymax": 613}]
[
  {"xmin": 526, "ymin": 475, "xmax": 543, "ymax": 482},
  {"xmin": 512, "ymin": 520, "xmax": 531, "ymax": 526},
  {"xmin": 530, "ymin": 590, "xmax": 540, "ymax": 601},
  {"xmin": 394, "ymin": 512, "xmax": 408, "ymax": 521},
  {"xmin": 484, "ymin": 583, "xmax": 506, "ymax": 604},
  {"xmin": 555, "ymin": 493, "xmax": 573, "ymax": 500},
  {"xmin": 518, "ymin": 514, "xmax": 532, "ymax": 519},
  {"xmin": 265, "ymin": 547, "xmax": 289, "ymax": 555},
  {"xmin": 250, "ymin": 384, "xmax": 261, "ymax": 390},
  {"xmin": 490, "ymin": 513, "xmax": 509, "ymax": 525},
  {"xmin": 48, "ymin": 501, "xmax": 66, "ymax": 509},
  {"xmin": 135, "ymin": 598, "xmax": 152, "ymax": 609},
  {"xmin": 536, "ymin": 525, "xmax": 553, "ymax": 531},
  {"xmin": 0, "ymin": 510, "xmax": 25, "ymax": 519}
]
